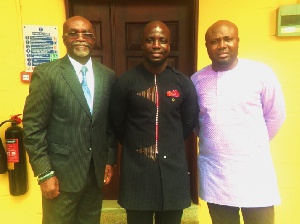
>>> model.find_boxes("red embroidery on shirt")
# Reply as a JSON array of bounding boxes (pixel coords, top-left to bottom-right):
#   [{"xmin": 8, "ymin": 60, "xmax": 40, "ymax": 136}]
[{"xmin": 166, "ymin": 90, "xmax": 180, "ymax": 97}]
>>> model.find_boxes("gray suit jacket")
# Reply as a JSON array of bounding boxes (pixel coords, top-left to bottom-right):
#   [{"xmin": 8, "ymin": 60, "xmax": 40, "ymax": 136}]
[{"xmin": 23, "ymin": 55, "xmax": 117, "ymax": 192}]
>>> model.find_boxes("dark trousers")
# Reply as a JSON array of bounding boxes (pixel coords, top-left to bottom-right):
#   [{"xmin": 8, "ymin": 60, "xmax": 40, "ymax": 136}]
[
  {"xmin": 207, "ymin": 202, "xmax": 274, "ymax": 224},
  {"xmin": 42, "ymin": 162, "xmax": 102, "ymax": 224},
  {"xmin": 126, "ymin": 209, "xmax": 183, "ymax": 224}
]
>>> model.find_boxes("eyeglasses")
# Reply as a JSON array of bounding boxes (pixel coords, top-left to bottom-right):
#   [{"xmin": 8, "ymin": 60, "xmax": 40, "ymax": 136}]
[{"xmin": 63, "ymin": 32, "xmax": 95, "ymax": 40}]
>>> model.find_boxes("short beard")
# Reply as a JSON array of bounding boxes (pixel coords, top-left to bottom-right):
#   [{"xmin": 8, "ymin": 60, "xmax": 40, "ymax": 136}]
[
  {"xmin": 214, "ymin": 56, "xmax": 238, "ymax": 71},
  {"xmin": 72, "ymin": 42, "xmax": 91, "ymax": 57},
  {"xmin": 74, "ymin": 49, "xmax": 90, "ymax": 57}
]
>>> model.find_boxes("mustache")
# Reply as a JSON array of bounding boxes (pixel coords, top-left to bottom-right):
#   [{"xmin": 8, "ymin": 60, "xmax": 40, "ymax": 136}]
[{"xmin": 72, "ymin": 41, "xmax": 91, "ymax": 47}]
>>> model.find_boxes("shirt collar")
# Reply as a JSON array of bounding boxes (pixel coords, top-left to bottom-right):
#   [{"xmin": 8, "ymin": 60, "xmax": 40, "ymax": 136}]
[{"xmin": 67, "ymin": 55, "xmax": 93, "ymax": 75}]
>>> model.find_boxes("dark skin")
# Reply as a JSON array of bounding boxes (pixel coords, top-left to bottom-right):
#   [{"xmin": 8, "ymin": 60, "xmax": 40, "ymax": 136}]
[
  {"xmin": 41, "ymin": 16, "xmax": 113, "ymax": 200},
  {"xmin": 62, "ymin": 16, "xmax": 95, "ymax": 65},
  {"xmin": 205, "ymin": 20, "xmax": 240, "ymax": 72},
  {"xmin": 141, "ymin": 21, "xmax": 171, "ymax": 75}
]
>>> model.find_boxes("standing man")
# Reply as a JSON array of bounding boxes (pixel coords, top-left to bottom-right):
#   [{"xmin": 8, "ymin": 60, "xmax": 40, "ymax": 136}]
[
  {"xmin": 23, "ymin": 16, "xmax": 117, "ymax": 224},
  {"xmin": 109, "ymin": 21, "xmax": 198, "ymax": 224},
  {"xmin": 191, "ymin": 20, "xmax": 286, "ymax": 224}
]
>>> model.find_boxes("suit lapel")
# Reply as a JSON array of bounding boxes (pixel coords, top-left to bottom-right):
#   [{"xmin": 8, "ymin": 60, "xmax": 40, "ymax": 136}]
[
  {"xmin": 92, "ymin": 61, "xmax": 104, "ymax": 119},
  {"xmin": 60, "ymin": 56, "xmax": 92, "ymax": 118}
]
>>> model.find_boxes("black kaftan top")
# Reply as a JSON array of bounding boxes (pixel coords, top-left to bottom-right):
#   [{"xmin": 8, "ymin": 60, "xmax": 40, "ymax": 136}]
[{"xmin": 109, "ymin": 63, "xmax": 198, "ymax": 211}]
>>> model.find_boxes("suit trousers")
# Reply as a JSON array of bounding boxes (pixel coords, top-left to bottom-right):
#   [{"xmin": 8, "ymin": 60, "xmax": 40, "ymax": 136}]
[
  {"xmin": 207, "ymin": 202, "xmax": 274, "ymax": 224},
  {"xmin": 126, "ymin": 209, "xmax": 183, "ymax": 224},
  {"xmin": 42, "ymin": 160, "xmax": 103, "ymax": 224}
]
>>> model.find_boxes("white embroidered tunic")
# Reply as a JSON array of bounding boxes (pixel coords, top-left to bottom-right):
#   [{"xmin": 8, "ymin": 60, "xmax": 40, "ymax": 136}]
[{"xmin": 191, "ymin": 59, "xmax": 286, "ymax": 207}]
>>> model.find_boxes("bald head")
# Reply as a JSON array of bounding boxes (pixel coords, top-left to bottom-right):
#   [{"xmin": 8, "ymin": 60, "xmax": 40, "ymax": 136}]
[
  {"xmin": 141, "ymin": 21, "xmax": 171, "ymax": 73},
  {"xmin": 63, "ymin": 16, "xmax": 93, "ymax": 33},
  {"xmin": 205, "ymin": 20, "xmax": 238, "ymax": 43},
  {"xmin": 143, "ymin": 21, "xmax": 170, "ymax": 40},
  {"xmin": 205, "ymin": 20, "xmax": 239, "ymax": 71},
  {"xmin": 62, "ymin": 16, "xmax": 95, "ymax": 64}
]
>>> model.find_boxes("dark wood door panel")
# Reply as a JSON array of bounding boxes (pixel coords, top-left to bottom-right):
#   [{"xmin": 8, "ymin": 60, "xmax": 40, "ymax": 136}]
[{"xmin": 113, "ymin": 2, "xmax": 194, "ymax": 76}]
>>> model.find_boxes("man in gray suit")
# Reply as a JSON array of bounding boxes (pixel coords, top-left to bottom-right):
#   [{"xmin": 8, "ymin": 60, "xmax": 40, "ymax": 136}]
[{"xmin": 23, "ymin": 16, "xmax": 117, "ymax": 224}]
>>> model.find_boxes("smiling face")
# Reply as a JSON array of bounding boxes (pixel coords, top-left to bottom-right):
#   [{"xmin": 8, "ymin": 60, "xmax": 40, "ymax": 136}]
[
  {"xmin": 205, "ymin": 20, "xmax": 239, "ymax": 71},
  {"xmin": 141, "ymin": 21, "xmax": 170, "ymax": 70},
  {"xmin": 62, "ymin": 16, "xmax": 95, "ymax": 64}
]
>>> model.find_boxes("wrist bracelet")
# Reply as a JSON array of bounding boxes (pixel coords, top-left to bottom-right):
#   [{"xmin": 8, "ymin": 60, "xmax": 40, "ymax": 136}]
[
  {"xmin": 38, "ymin": 170, "xmax": 52, "ymax": 178},
  {"xmin": 37, "ymin": 170, "xmax": 55, "ymax": 185}
]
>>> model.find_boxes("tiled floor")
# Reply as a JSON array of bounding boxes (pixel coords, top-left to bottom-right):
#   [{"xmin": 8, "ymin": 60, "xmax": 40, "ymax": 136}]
[{"xmin": 100, "ymin": 200, "xmax": 199, "ymax": 224}]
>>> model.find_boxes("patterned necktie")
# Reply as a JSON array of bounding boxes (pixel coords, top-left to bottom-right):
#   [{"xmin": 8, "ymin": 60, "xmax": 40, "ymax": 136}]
[{"xmin": 80, "ymin": 66, "xmax": 93, "ymax": 113}]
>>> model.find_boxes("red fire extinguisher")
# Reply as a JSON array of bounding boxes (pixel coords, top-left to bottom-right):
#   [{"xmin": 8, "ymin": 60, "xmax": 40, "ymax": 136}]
[{"xmin": 1, "ymin": 114, "xmax": 28, "ymax": 196}]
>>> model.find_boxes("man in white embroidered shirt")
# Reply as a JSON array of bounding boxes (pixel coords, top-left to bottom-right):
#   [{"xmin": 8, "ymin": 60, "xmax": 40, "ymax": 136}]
[{"xmin": 191, "ymin": 20, "xmax": 286, "ymax": 224}]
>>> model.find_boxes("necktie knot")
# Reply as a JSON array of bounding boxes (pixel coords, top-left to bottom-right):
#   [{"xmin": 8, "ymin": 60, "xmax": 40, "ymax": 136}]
[{"xmin": 81, "ymin": 66, "xmax": 88, "ymax": 78}]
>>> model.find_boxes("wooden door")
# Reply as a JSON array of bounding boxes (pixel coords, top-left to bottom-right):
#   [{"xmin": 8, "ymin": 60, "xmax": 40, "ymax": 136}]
[{"xmin": 65, "ymin": 0, "xmax": 199, "ymax": 204}]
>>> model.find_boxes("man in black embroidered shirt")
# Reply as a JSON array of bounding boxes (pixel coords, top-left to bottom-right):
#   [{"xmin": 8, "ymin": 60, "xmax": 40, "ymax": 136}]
[{"xmin": 109, "ymin": 21, "xmax": 198, "ymax": 224}]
